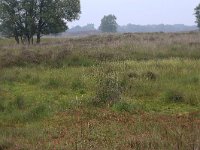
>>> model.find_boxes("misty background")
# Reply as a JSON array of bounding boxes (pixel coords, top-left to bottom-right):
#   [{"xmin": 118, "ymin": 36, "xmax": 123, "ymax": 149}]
[{"xmin": 66, "ymin": 0, "xmax": 199, "ymax": 34}]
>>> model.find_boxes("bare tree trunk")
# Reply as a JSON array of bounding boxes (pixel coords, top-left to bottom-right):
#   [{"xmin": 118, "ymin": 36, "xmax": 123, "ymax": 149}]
[
  {"xmin": 31, "ymin": 36, "xmax": 34, "ymax": 44},
  {"xmin": 15, "ymin": 36, "xmax": 20, "ymax": 44},
  {"xmin": 37, "ymin": 33, "xmax": 41, "ymax": 44}
]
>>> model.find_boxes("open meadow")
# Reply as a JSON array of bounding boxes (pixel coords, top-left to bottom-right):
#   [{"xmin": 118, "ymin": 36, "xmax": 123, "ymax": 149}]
[{"xmin": 0, "ymin": 32, "xmax": 200, "ymax": 149}]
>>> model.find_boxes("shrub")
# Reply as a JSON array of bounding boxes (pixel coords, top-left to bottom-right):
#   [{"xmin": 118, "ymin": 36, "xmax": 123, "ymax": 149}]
[
  {"xmin": 161, "ymin": 90, "xmax": 184, "ymax": 103},
  {"xmin": 127, "ymin": 71, "xmax": 138, "ymax": 79},
  {"xmin": 14, "ymin": 96, "xmax": 25, "ymax": 110},
  {"xmin": 142, "ymin": 71, "xmax": 157, "ymax": 80},
  {"xmin": 93, "ymin": 76, "xmax": 122, "ymax": 106}
]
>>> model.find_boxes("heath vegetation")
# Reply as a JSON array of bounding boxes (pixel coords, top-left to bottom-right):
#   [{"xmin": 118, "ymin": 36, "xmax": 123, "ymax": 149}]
[{"xmin": 0, "ymin": 32, "xmax": 200, "ymax": 149}]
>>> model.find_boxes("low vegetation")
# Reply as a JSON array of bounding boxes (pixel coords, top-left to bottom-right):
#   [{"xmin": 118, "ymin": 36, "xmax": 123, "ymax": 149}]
[{"xmin": 0, "ymin": 32, "xmax": 200, "ymax": 149}]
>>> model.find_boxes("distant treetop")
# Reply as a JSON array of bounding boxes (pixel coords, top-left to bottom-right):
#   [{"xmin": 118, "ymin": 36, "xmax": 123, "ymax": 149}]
[{"xmin": 99, "ymin": 15, "xmax": 118, "ymax": 33}]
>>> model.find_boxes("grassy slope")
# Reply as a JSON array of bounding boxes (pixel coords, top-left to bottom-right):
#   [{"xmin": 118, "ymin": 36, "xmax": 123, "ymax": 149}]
[{"xmin": 0, "ymin": 33, "xmax": 200, "ymax": 149}]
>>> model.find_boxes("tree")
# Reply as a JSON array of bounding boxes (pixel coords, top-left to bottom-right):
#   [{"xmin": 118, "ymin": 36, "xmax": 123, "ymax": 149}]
[
  {"xmin": 0, "ymin": 0, "xmax": 81, "ymax": 44},
  {"xmin": 99, "ymin": 15, "xmax": 118, "ymax": 33},
  {"xmin": 195, "ymin": 3, "xmax": 200, "ymax": 30},
  {"xmin": 0, "ymin": 0, "xmax": 22, "ymax": 44}
]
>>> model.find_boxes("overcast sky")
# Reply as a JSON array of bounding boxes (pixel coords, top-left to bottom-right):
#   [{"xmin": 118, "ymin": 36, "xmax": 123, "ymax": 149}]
[{"xmin": 68, "ymin": 0, "xmax": 199, "ymax": 28}]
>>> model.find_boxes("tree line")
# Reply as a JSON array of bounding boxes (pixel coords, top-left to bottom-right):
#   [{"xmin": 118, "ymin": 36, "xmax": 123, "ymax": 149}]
[{"xmin": 1, "ymin": 1, "xmax": 200, "ymax": 44}]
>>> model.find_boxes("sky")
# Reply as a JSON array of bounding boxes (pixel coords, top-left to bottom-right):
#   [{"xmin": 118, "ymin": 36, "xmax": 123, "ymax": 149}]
[{"xmin": 68, "ymin": 0, "xmax": 199, "ymax": 28}]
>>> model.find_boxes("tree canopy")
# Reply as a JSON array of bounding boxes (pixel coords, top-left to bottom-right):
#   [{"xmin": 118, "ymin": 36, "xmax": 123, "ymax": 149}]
[
  {"xmin": 99, "ymin": 15, "xmax": 117, "ymax": 33},
  {"xmin": 195, "ymin": 3, "xmax": 200, "ymax": 30},
  {"xmin": 0, "ymin": 0, "xmax": 81, "ymax": 44}
]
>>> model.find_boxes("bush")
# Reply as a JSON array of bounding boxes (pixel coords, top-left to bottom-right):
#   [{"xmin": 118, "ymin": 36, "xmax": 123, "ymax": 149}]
[
  {"xmin": 142, "ymin": 71, "xmax": 157, "ymax": 80},
  {"xmin": 14, "ymin": 96, "xmax": 25, "ymax": 110},
  {"xmin": 93, "ymin": 76, "xmax": 123, "ymax": 106},
  {"xmin": 161, "ymin": 90, "xmax": 184, "ymax": 103},
  {"xmin": 127, "ymin": 71, "xmax": 138, "ymax": 79}
]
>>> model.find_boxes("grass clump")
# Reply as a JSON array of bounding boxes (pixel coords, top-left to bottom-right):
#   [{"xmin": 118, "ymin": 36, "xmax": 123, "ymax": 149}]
[
  {"xmin": 112, "ymin": 102, "xmax": 132, "ymax": 112},
  {"xmin": 0, "ymin": 103, "xmax": 5, "ymax": 112},
  {"xmin": 127, "ymin": 71, "xmax": 138, "ymax": 79},
  {"xmin": 24, "ymin": 104, "xmax": 48, "ymax": 122},
  {"xmin": 0, "ymin": 140, "xmax": 13, "ymax": 150},
  {"xmin": 142, "ymin": 71, "xmax": 157, "ymax": 80},
  {"xmin": 67, "ymin": 55, "xmax": 96, "ymax": 67},
  {"xmin": 93, "ymin": 76, "xmax": 123, "ymax": 107},
  {"xmin": 71, "ymin": 78, "xmax": 85, "ymax": 91},
  {"xmin": 185, "ymin": 94, "xmax": 199, "ymax": 106},
  {"xmin": 161, "ymin": 90, "xmax": 184, "ymax": 103},
  {"xmin": 44, "ymin": 77, "xmax": 62, "ymax": 89}
]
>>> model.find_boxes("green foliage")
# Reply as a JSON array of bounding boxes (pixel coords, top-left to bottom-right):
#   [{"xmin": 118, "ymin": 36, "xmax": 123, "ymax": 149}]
[
  {"xmin": 71, "ymin": 78, "xmax": 85, "ymax": 91},
  {"xmin": 24, "ymin": 104, "xmax": 48, "ymax": 121},
  {"xmin": 161, "ymin": 90, "xmax": 184, "ymax": 103},
  {"xmin": 0, "ymin": 33, "xmax": 200, "ymax": 149},
  {"xmin": 195, "ymin": 3, "xmax": 200, "ymax": 29},
  {"xmin": 45, "ymin": 78, "xmax": 62, "ymax": 89},
  {"xmin": 14, "ymin": 96, "xmax": 25, "ymax": 110},
  {"xmin": 112, "ymin": 102, "xmax": 132, "ymax": 112},
  {"xmin": 0, "ymin": 0, "xmax": 81, "ymax": 44},
  {"xmin": 0, "ymin": 140, "xmax": 13, "ymax": 150},
  {"xmin": 93, "ymin": 75, "xmax": 122, "ymax": 106},
  {"xmin": 0, "ymin": 103, "xmax": 5, "ymax": 112},
  {"xmin": 99, "ymin": 14, "xmax": 118, "ymax": 33},
  {"xmin": 142, "ymin": 71, "xmax": 157, "ymax": 81}
]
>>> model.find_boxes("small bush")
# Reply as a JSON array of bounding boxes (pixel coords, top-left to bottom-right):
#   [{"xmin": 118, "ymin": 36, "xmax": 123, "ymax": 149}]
[
  {"xmin": 93, "ymin": 76, "xmax": 123, "ymax": 106},
  {"xmin": 127, "ymin": 71, "xmax": 138, "ymax": 79},
  {"xmin": 161, "ymin": 90, "xmax": 184, "ymax": 103},
  {"xmin": 142, "ymin": 71, "xmax": 157, "ymax": 80},
  {"xmin": 14, "ymin": 96, "xmax": 25, "ymax": 110}
]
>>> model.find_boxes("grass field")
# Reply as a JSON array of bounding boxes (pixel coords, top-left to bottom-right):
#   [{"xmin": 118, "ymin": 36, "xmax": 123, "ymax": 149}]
[{"xmin": 0, "ymin": 32, "xmax": 200, "ymax": 149}]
